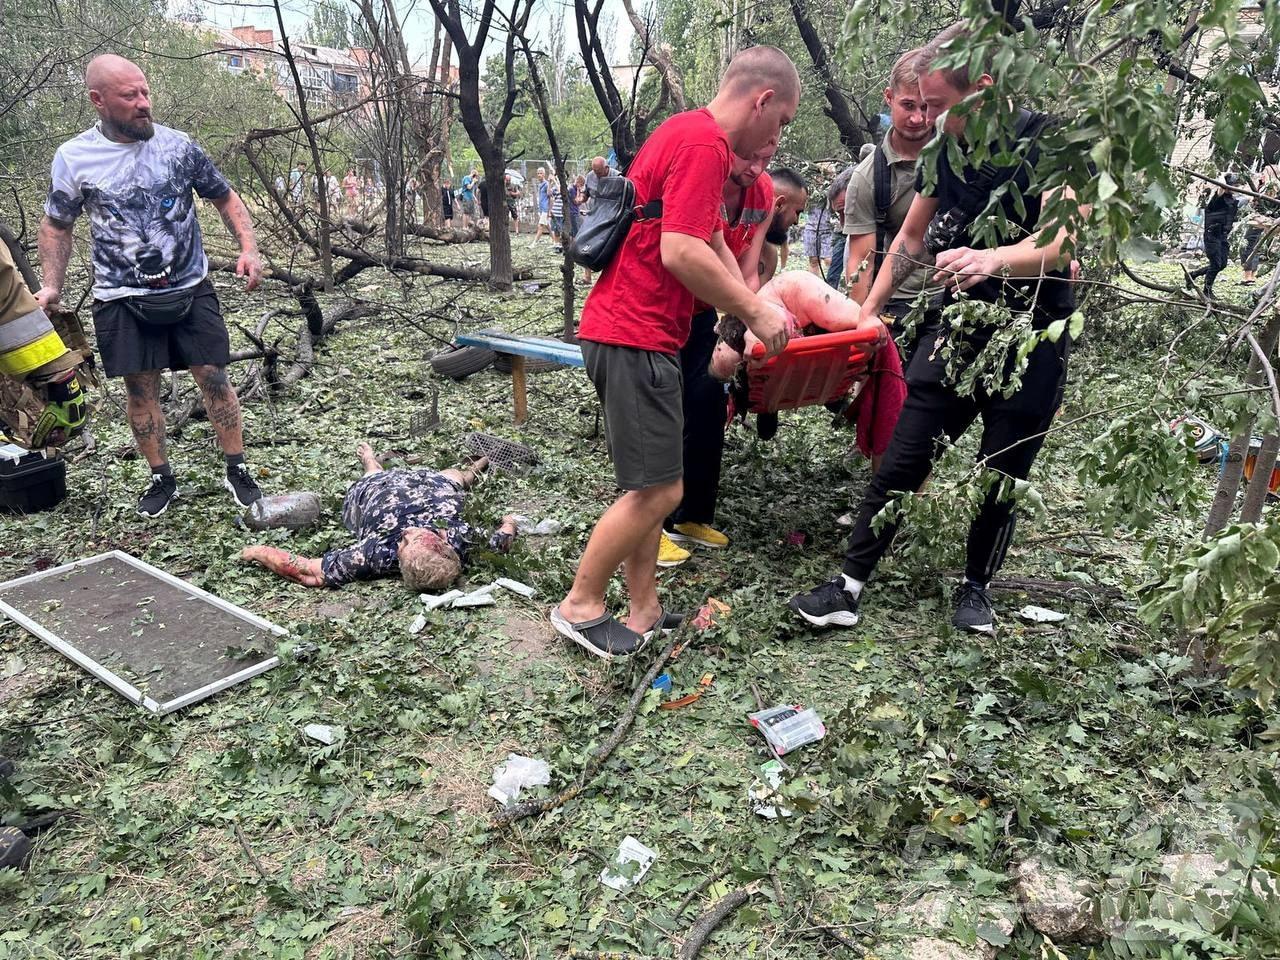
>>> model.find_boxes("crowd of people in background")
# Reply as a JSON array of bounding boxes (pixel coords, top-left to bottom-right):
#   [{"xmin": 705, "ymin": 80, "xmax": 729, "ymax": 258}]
[{"xmin": 269, "ymin": 156, "xmax": 623, "ymax": 263}]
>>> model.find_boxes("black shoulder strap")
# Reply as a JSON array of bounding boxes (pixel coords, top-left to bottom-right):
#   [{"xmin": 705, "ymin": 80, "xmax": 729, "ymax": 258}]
[{"xmin": 872, "ymin": 144, "xmax": 892, "ymax": 273}]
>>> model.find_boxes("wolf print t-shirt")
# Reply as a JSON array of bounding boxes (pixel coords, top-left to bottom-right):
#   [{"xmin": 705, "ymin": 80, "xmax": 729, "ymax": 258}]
[{"xmin": 44, "ymin": 123, "xmax": 232, "ymax": 302}]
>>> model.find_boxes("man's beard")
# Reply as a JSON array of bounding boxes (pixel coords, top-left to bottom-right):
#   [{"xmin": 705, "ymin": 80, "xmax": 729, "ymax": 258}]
[
  {"xmin": 766, "ymin": 224, "xmax": 790, "ymax": 245},
  {"xmin": 894, "ymin": 124, "xmax": 931, "ymax": 143},
  {"xmin": 108, "ymin": 115, "xmax": 156, "ymax": 142}
]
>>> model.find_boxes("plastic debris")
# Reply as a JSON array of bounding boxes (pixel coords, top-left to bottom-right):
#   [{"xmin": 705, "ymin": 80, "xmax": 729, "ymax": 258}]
[
  {"xmin": 836, "ymin": 512, "xmax": 855, "ymax": 528},
  {"xmin": 749, "ymin": 759, "xmax": 793, "ymax": 819},
  {"xmin": 512, "ymin": 514, "xmax": 563, "ymax": 536},
  {"xmin": 453, "ymin": 588, "xmax": 497, "ymax": 608},
  {"xmin": 421, "ymin": 589, "xmax": 464, "ymax": 611},
  {"xmin": 304, "ymin": 723, "xmax": 338, "ymax": 745},
  {"xmin": 488, "ymin": 753, "xmax": 551, "ymax": 806},
  {"xmin": 408, "ymin": 613, "xmax": 427, "ymax": 635},
  {"xmin": 651, "ymin": 673, "xmax": 672, "ymax": 694},
  {"xmin": 749, "ymin": 704, "xmax": 826, "ymax": 755},
  {"xmin": 1017, "ymin": 605, "xmax": 1067, "ymax": 624},
  {"xmin": 495, "ymin": 577, "xmax": 536, "ymax": 598},
  {"xmin": 599, "ymin": 836, "xmax": 658, "ymax": 891},
  {"xmin": 244, "ymin": 492, "xmax": 323, "ymax": 531},
  {"xmin": 691, "ymin": 598, "xmax": 731, "ymax": 631},
  {"xmin": 660, "ymin": 672, "xmax": 714, "ymax": 710}
]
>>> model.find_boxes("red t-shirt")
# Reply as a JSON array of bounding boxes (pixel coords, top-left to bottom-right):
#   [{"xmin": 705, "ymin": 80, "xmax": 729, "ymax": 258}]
[
  {"xmin": 695, "ymin": 172, "xmax": 776, "ymax": 313},
  {"xmin": 578, "ymin": 109, "xmax": 732, "ymax": 355}
]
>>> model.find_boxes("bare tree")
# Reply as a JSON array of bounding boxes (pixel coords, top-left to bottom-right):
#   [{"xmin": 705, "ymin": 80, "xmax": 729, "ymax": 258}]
[
  {"xmin": 425, "ymin": 0, "xmax": 535, "ymax": 289},
  {"xmin": 516, "ymin": 37, "xmax": 577, "ymax": 341},
  {"xmin": 573, "ymin": 0, "xmax": 680, "ymax": 168},
  {"xmin": 269, "ymin": 0, "xmax": 336, "ymax": 288}
]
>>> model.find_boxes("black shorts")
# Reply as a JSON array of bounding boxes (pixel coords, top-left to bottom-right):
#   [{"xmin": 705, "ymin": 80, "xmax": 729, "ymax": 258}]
[
  {"xmin": 92, "ymin": 278, "xmax": 231, "ymax": 378},
  {"xmin": 581, "ymin": 340, "xmax": 683, "ymax": 490}
]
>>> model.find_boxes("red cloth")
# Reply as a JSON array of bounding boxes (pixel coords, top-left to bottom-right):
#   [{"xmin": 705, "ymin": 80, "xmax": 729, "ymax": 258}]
[
  {"xmin": 694, "ymin": 173, "xmax": 775, "ymax": 313},
  {"xmin": 850, "ymin": 339, "xmax": 907, "ymax": 459},
  {"xmin": 579, "ymin": 110, "xmax": 732, "ymax": 356}
]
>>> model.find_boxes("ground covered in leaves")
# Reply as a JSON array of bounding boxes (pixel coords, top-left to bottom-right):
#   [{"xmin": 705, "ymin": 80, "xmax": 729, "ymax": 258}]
[{"xmin": 1, "ymin": 240, "xmax": 1278, "ymax": 960}]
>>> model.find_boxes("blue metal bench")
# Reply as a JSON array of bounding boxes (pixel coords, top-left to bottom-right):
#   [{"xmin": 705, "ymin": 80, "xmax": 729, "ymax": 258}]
[{"xmin": 456, "ymin": 328, "xmax": 584, "ymax": 423}]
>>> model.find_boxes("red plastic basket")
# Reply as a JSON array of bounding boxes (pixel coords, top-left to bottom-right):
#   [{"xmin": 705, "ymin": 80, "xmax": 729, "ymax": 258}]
[{"xmin": 747, "ymin": 327, "xmax": 882, "ymax": 414}]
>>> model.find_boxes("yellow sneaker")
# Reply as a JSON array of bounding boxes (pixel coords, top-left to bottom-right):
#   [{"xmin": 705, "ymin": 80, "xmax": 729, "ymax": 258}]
[
  {"xmin": 668, "ymin": 522, "xmax": 730, "ymax": 549},
  {"xmin": 656, "ymin": 532, "xmax": 692, "ymax": 567}
]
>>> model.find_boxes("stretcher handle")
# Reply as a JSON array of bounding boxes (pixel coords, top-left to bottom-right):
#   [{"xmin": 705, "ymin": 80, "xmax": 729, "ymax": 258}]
[{"xmin": 751, "ymin": 325, "xmax": 883, "ymax": 358}]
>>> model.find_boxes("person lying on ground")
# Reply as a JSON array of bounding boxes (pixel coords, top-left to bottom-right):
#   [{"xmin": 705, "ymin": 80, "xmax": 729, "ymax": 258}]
[
  {"xmin": 709, "ymin": 270, "xmax": 885, "ymax": 380},
  {"xmin": 241, "ymin": 443, "xmax": 518, "ymax": 591}
]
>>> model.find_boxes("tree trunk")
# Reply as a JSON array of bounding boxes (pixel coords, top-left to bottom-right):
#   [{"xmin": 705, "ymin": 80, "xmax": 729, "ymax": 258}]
[
  {"xmin": 786, "ymin": 0, "xmax": 866, "ymax": 151},
  {"xmin": 482, "ymin": 161, "xmax": 514, "ymax": 288},
  {"xmin": 517, "ymin": 37, "xmax": 577, "ymax": 340},
  {"xmin": 1204, "ymin": 308, "xmax": 1280, "ymax": 535},
  {"xmin": 0, "ymin": 220, "xmax": 38, "ymax": 291},
  {"xmin": 270, "ymin": 0, "xmax": 334, "ymax": 290},
  {"xmin": 1240, "ymin": 431, "xmax": 1279, "ymax": 523}
]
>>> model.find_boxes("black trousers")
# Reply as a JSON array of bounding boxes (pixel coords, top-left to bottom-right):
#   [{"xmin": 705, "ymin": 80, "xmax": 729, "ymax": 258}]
[
  {"xmin": 1192, "ymin": 223, "xmax": 1230, "ymax": 291},
  {"xmin": 669, "ymin": 308, "xmax": 726, "ymax": 526},
  {"xmin": 842, "ymin": 330, "xmax": 1067, "ymax": 585}
]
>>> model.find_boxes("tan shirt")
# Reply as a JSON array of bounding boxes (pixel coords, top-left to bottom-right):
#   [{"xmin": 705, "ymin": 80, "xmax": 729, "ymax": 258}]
[{"xmin": 843, "ymin": 133, "xmax": 937, "ymax": 304}]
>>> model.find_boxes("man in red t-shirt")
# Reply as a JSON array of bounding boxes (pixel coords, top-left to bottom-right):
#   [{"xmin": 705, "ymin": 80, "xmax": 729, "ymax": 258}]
[{"xmin": 552, "ymin": 46, "xmax": 801, "ymax": 660}]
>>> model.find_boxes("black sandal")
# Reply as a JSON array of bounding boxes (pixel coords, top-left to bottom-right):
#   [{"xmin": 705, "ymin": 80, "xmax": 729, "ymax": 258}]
[
  {"xmin": 642, "ymin": 607, "xmax": 687, "ymax": 642},
  {"xmin": 551, "ymin": 606, "xmax": 646, "ymax": 660}
]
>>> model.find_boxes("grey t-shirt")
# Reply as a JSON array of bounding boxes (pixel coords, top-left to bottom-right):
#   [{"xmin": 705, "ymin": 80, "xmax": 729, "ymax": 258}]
[
  {"xmin": 843, "ymin": 133, "xmax": 936, "ymax": 304},
  {"xmin": 45, "ymin": 123, "xmax": 231, "ymax": 301}
]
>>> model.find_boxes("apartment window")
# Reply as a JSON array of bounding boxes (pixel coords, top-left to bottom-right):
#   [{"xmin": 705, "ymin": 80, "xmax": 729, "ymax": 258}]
[{"xmin": 332, "ymin": 72, "xmax": 358, "ymax": 95}]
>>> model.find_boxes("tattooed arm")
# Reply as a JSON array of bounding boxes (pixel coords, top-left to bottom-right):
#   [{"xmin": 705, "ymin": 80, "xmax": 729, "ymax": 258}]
[
  {"xmin": 861, "ymin": 193, "xmax": 939, "ymax": 325},
  {"xmin": 35, "ymin": 217, "xmax": 74, "ymax": 308},
  {"xmin": 210, "ymin": 191, "xmax": 262, "ymax": 291}
]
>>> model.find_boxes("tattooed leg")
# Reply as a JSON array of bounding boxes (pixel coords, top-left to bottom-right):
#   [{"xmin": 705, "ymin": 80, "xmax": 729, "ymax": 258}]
[
  {"xmin": 191, "ymin": 364, "xmax": 243, "ymax": 456},
  {"xmin": 123, "ymin": 371, "xmax": 166, "ymax": 467}
]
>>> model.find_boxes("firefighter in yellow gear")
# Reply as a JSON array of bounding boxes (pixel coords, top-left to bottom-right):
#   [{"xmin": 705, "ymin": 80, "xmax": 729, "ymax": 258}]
[{"xmin": 0, "ymin": 241, "xmax": 85, "ymax": 447}]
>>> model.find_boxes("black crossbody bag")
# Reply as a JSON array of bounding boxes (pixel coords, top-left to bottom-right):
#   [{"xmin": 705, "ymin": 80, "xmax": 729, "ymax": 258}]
[{"xmin": 568, "ymin": 176, "xmax": 662, "ymax": 271}]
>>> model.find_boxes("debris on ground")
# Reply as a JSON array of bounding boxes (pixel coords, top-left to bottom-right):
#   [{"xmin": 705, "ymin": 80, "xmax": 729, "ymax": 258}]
[
  {"xmin": 599, "ymin": 835, "xmax": 657, "ymax": 891},
  {"xmin": 304, "ymin": 723, "xmax": 339, "ymax": 745},
  {"xmin": 244, "ymin": 492, "xmax": 323, "ymax": 531},
  {"xmin": 420, "ymin": 589, "xmax": 464, "ymax": 610},
  {"xmin": 748, "ymin": 704, "xmax": 826, "ymax": 754},
  {"xmin": 748, "ymin": 759, "xmax": 793, "ymax": 819},
  {"xmin": 495, "ymin": 577, "xmax": 536, "ymax": 598},
  {"xmin": 1017, "ymin": 604, "xmax": 1068, "ymax": 623},
  {"xmin": 487, "ymin": 753, "xmax": 551, "ymax": 806},
  {"xmin": 691, "ymin": 598, "xmax": 730, "ymax": 630}
]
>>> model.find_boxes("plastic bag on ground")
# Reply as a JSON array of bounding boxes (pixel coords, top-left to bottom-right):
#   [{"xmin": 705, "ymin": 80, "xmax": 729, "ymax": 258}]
[
  {"xmin": 488, "ymin": 753, "xmax": 551, "ymax": 806},
  {"xmin": 599, "ymin": 836, "xmax": 657, "ymax": 891},
  {"xmin": 748, "ymin": 704, "xmax": 825, "ymax": 755}
]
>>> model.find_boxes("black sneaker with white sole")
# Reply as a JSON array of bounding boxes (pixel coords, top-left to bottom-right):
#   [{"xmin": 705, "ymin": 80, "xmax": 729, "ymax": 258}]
[
  {"xmin": 951, "ymin": 581, "xmax": 995, "ymax": 634},
  {"xmin": 789, "ymin": 578, "xmax": 861, "ymax": 628},
  {"xmin": 224, "ymin": 462, "xmax": 263, "ymax": 508},
  {"xmin": 137, "ymin": 473, "xmax": 179, "ymax": 518}
]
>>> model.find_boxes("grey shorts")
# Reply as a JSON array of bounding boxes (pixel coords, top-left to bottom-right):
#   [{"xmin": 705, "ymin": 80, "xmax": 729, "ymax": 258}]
[{"xmin": 581, "ymin": 340, "xmax": 683, "ymax": 490}]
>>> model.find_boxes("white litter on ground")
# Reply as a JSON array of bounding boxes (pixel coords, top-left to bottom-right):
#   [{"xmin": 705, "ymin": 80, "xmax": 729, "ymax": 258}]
[
  {"xmin": 600, "ymin": 836, "xmax": 658, "ymax": 891},
  {"xmin": 1018, "ymin": 605, "xmax": 1068, "ymax": 623},
  {"xmin": 304, "ymin": 723, "xmax": 338, "ymax": 745},
  {"xmin": 488, "ymin": 753, "xmax": 551, "ymax": 806}
]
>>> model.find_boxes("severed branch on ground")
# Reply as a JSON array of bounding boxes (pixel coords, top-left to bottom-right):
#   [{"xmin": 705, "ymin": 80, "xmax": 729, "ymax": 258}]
[
  {"xmin": 678, "ymin": 887, "xmax": 753, "ymax": 960},
  {"xmin": 491, "ymin": 624, "xmax": 689, "ymax": 829}
]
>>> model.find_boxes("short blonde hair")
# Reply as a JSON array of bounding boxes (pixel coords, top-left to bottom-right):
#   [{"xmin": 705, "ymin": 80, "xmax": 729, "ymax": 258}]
[
  {"xmin": 889, "ymin": 48, "xmax": 923, "ymax": 92},
  {"xmin": 399, "ymin": 535, "xmax": 462, "ymax": 592}
]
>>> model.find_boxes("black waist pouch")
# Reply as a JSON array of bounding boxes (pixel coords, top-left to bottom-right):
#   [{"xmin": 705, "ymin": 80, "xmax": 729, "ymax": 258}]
[{"xmin": 124, "ymin": 285, "xmax": 197, "ymax": 327}]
